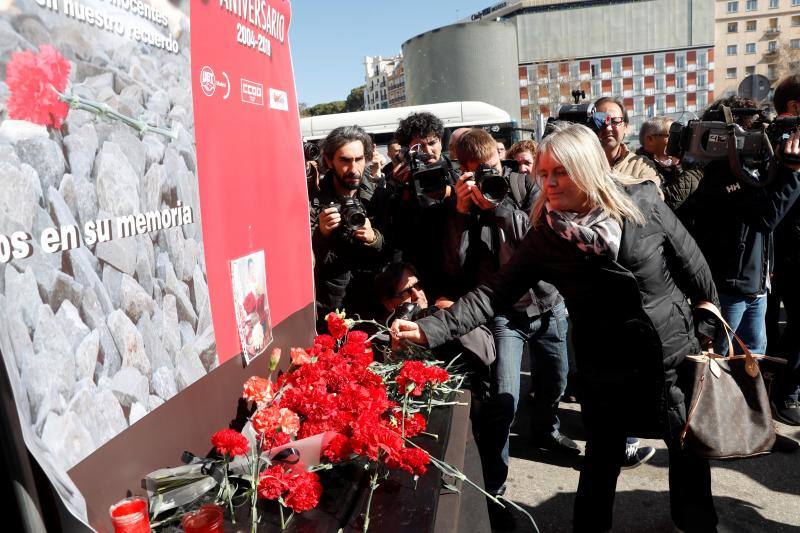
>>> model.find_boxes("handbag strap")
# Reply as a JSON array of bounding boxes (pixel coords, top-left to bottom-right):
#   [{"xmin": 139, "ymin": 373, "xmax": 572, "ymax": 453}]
[{"xmin": 694, "ymin": 301, "xmax": 759, "ymax": 377}]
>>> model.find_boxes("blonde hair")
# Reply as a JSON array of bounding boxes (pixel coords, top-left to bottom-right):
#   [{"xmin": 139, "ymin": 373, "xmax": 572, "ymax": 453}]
[{"xmin": 532, "ymin": 122, "xmax": 645, "ymax": 226}]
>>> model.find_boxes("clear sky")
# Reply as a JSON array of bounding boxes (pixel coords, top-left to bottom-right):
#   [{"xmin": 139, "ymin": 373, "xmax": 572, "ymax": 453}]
[{"xmin": 289, "ymin": 0, "xmax": 495, "ymax": 106}]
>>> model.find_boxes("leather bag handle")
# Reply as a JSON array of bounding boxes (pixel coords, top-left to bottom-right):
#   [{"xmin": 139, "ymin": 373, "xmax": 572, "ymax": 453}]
[{"xmin": 694, "ymin": 301, "xmax": 759, "ymax": 377}]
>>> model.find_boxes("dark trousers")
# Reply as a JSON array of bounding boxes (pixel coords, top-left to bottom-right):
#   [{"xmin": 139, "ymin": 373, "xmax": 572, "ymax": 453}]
[
  {"xmin": 573, "ymin": 413, "xmax": 717, "ymax": 533},
  {"xmin": 773, "ymin": 268, "xmax": 800, "ymax": 403}
]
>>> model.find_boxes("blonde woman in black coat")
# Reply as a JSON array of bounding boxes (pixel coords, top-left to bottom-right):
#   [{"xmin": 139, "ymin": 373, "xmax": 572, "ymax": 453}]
[{"xmin": 392, "ymin": 123, "xmax": 722, "ymax": 532}]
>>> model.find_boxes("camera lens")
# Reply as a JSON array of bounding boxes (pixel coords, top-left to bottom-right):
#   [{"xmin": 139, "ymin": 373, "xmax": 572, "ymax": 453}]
[
  {"xmin": 481, "ymin": 175, "xmax": 509, "ymax": 204},
  {"xmin": 348, "ymin": 211, "xmax": 366, "ymax": 229}
]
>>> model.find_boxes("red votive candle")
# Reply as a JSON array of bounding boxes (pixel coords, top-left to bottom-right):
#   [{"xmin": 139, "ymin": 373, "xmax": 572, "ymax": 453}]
[
  {"xmin": 181, "ymin": 504, "xmax": 224, "ymax": 533},
  {"xmin": 109, "ymin": 497, "xmax": 150, "ymax": 533}
]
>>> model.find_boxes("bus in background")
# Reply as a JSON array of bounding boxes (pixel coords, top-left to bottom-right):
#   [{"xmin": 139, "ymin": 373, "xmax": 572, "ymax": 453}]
[{"xmin": 300, "ymin": 101, "xmax": 518, "ymax": 159}]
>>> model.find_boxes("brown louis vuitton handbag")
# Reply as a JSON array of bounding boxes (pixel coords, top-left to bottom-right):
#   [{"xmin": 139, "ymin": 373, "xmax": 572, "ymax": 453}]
[{"xmin": 680, "ymin": 302, "xmax": 785, "ymax": 459}]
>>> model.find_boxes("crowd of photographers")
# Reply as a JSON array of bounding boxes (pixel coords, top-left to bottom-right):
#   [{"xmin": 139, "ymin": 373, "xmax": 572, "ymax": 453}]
[{"xmin": 304, "ymin": 73, "xmax": 800, "ymax": 532}]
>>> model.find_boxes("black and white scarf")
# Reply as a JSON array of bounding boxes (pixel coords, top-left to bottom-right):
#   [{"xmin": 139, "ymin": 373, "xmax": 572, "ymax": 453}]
[{"xmin": 545, "ymin": 203, "xmax": 623, "ymax": 259}]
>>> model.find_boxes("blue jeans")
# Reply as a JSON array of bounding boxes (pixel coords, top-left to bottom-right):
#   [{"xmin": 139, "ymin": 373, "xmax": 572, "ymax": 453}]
[
  {"xmin": 477, "ymin": 301, "xmax": 569, "ymax": 494},
  {"xmin": 716, "ymin": 293, "xmax": 768, "ymax": 355}
]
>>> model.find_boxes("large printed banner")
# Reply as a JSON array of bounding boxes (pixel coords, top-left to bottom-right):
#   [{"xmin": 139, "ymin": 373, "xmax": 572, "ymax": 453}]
[{"xmin": 0, "ymin": 0, "xmax": 312, "ymax": 525}]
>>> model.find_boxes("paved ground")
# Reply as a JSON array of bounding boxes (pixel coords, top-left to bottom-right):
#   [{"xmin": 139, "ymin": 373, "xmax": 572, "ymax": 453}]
[{"xmin": 497, "ymin": 370, "xmax": 800, "ymax": 533}]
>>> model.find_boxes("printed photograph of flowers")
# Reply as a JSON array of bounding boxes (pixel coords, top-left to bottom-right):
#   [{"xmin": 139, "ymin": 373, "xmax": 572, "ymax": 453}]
[{"xmin": 230, "ymin": 250, "xmax": 272, "ymax": 363}]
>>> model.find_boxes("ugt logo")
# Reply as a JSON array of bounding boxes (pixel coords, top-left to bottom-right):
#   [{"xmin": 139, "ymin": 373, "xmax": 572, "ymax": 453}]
[{"xmin": 200, "ymin": 66, "xmax": 216, "ymax": 97}]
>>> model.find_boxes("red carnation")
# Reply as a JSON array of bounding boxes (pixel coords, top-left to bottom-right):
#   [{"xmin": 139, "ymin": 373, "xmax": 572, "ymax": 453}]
[
  {"xmin": 402, "ymin": 412, "xmax": 427, "ymax": 438},
  {"xmin": 313, "ymin": 334, "xmax": 335, "ymax": 350},
  {"xmin": 243, "ymin": 292, "xmax": 257, "ymax": 314},
  {"xmin": 323, "ymin": 433, "xmax": 353, "ymax": 463},
  {"xmin": 326, "ymin": 312, "xmax": 348, "ymax": 340},
  {"xmin": 257, "ymin": 465, "xmax": 289, "ymax": 500},
  {"xmin": 396, "ymin": 361, "xmax": 450, "ymax": 396},
  {"xmin": 346, "ymin": 330, "xmax": 369, "ymax": 346},
  {"xmin": 6, "ymin": 45, "xmax": 71, "ymax": 128},
  {"xmin": 290, "ymin": 347, "xmax": 312, "ymax": 366},
  {"xmin": 284, "ymin": 470, "xmax": 322, "ymax": 512},
  {"xmin": 394, "ymin": 447, "xmax": 430, "ymax": 477},
  {"xmin": 252, "ymin": 406, "xmax": 281, "ymax": 435},
  {"xmin": 210, "ymin": 429, "xmax": 250, "ymax": 458}
]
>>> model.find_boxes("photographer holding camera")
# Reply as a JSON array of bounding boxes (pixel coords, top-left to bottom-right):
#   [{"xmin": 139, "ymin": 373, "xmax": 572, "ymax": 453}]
[
  {"xmin": 447, "ymin": 128, "xmax": 573, "ymax": 530},
  {"xmin": 637, "ymin": 116, "xmax": 703, "ymax": 227},
  {"xmin": 375, "ymin": 112, "xmax": 460, "ymax": 300},
  {"xmin": 309, "ymin": 126, "xmax": 388, "ymax": 322},
  {"xmin": 689, "ymin": 95, "xmax": 800, "ymax": 360}
]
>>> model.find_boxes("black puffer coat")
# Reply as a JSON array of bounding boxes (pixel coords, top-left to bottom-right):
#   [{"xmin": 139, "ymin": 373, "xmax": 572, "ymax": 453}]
[{"xmin": 418, "ymin": 182, "xmax": 718, "ymax": 437}]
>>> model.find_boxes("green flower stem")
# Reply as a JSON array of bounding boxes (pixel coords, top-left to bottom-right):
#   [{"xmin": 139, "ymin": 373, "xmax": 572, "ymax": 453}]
[
  {"xmin": 250, "ymin": 440, "xmax": 260, "ymax": 533},
  {"xmin": 53, "ymin": 87, "xmax": 177, "ymax": 140},
  {"xmin": 401, "ymin": 392, "xmax": 409, "ymax": 438},
  {"xmin": 279, "ymin": 502, "xmax": 286, "ymax": 530},
  {"xmin": 362, "ymin": 453, "xmax": 382, "ymax": 533},
  {"xmin": 224, "ymin": 458, "xmax": 236, "ymax": 524}
]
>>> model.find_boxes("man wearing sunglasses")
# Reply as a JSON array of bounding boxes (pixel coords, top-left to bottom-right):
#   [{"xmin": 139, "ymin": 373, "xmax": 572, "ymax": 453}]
[
  {"xmin": 593, "ymin": 97, "xmax": 660, "ymax": 188},
  {"xmin": 637, "ymin": 116, "xmax": 702, "ymax": 227}
]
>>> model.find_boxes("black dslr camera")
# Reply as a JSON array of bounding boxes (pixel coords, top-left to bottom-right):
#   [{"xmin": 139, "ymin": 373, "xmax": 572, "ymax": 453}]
[
  {"xmin": 474, "ymin": 163, "xmax": 511, "ymax": 205},
  {"xmin": 399, "ymin": 145, "xmax": 450, "ymax": 196},
  {"xmin": 328, "ymin": 197, "xmax": 367, "ymax": 234},
  {"xmin": 666, "ymin": 106, "xmax": 800, "ymax": 187}
]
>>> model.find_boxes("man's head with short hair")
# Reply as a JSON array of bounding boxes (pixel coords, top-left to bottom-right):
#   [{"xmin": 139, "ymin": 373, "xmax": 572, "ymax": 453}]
[
  {"xmin": 456, "ymin": 129, "xmax": 502, "ymax": 173},
  {"xmin": 395, "ymin": 112, "xmax": 445, "ymax": 163},
  {"xmin": 448, "ymin": 127, "xmax": 471, "ymax": 159},
  {"xmin": 773, "ymin": 74, "xmax": 800, "ymax": 115},
  {"xmin": 593, "ymin": 97, "xmax": 629, "ymax": 161},
  {"xmin": 639, "ymin": 116, "xmax": 673, "ymax": 157},
  {"xmin": 387, "ymin": 139, "xmax": 402, "ymax": 163},
  {"xmin": 321, "ymin": 126, "xmax": 373, "ymax": 192},
  {"xmin": 496, "ymin": 141, "xmax": 506, "ymax": 159},
  {"xmin": 507, "ymin": 140, "xmax": 538, "ymax": 175},
  {"xmin": 375, "ymin": 262, "xmax": 427, "ymax": 312}
]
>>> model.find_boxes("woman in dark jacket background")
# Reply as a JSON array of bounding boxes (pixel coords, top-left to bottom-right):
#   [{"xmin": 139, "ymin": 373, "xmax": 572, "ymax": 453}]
[{"xmin": 392, "ymin": 123, "xmax": 720, "ymax": 532}]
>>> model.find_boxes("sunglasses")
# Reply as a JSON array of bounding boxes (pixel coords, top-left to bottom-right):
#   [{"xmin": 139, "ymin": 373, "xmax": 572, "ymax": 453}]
[{"xmin": 393, "ymin": 280, "xmax": 423, "ymax": 300}]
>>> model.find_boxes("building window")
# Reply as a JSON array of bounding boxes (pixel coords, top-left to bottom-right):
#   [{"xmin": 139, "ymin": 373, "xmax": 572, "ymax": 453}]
[
  {"xmin": 656, "ymin": 95, "xmax": 665, "ymax": 113},
  {"xmin": 793, "ymin": 0, "xmax": 800, "ymax": 6},
  {"xmin": 698, "ymin": 91, "xmax": 708, "ymax": 110},
  {"xmin": 768, "ymin": 64, "xmax": 778, "ymax": 79},
  {"xmin": 633, "ymin": 56, "xmax": 644, "ymax": 75},
  {"xmin": 770, "ymin": 0, "xmax": 779, "ymax": 6},
  {"xmin": 591, "ymin": 61, "xmax": 601, "ymax": 78},
  {"xmin": 746, "ymin": 42, "xmax": 756, "ymax": 54},
  {"xmin": 726, "ymin": 44, "xmax": 738, "ymax": 55},
  {"xmin": 793, "ymin": 15, "xmax": 800, "ymax": 26},
  {"xmin": 676, "ymin": 73, "xmax": 686, "ymax": 90},
  {"xmin": 746, "ymin": 20, "xmax": 757, "ymax": 31},
  {"xmin": 634, "ymin": 97, "xmax": 644, "ymax": 115},
  {"xmin": 697, "ymin": 72, "xmax": 707, "ymax": 88},
  {"xmin": 675, "ymin": 53, "xmax": 686, "ymax": 70},
  {"xmin": 613, "ymin": 78, "xmax": 623, "ymax": 95},
  {"xmin": 792, "ymin": 39, "xmax": 800, "ymax": 49},
  {"xmin": 655, "ymin": 74, "xmax": 666, "ymax": 91},
  {"xmin": 768, "ymin": 40, "xmax": 778, "ymax": 53},
  {"xmin": 727, "ymin": 22, "xmax": 738, "ymax": 32},
  {"xmin": 726, "ymin": 67, "xmax": 737, "ymax": 78},
  {"xmin": 727, "ymin": 1, "xmax": 739, "ymax": 12},
  {"xmin": 746, "ymin": 65, "xmax": 756, "ymax": 75},
  {"xmin": 634, "ymin": 77, "xmax": 644, "ymax": 93},
  {"xmin": 612, "ymin": 58, "xmax": 622, "ymax": 77},
  {"xmin": 745, "ymin": 0, "xmax": 757, "ymax": 10},
  {"xmin": 697, "ymin": 50, "xmax": 708, "ymax": 69},
  {"xmin": 570, "ymin": 62, "xmax": 580, "ymax": 79},
  {"xmin": 592, "ymin": 80, "xmax": 602, "ymax": 96},
  {"xmin": 676, "ymin": 93, "xmax": 686, "ymax": 110},
  {"xmin": 655, "ymin": 54, "xmax": 665, "ymax": 72}
]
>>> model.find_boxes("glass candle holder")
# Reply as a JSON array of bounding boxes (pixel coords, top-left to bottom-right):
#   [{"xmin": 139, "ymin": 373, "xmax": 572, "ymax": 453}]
[
  {"xmin": 109, "ymin": 497, "xmax": 150, "ymax": 533},
  {"xmin": 181, "ymin": 504, "xmax": 224, "ymax": 533}
]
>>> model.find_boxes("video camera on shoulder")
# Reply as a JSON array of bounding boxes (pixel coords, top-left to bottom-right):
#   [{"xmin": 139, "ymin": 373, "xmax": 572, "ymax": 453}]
[
  {"xmin": 544, "ymin": 90, "xmax": 614, "ymax": 137},
  {"xmin": 398, "ymin": 144, "xmax": 450, "ymax": 197},
  {"xmin": 666, "ymin": 106, "xmax": 800, "ymax": 187},
  {"xmin": 327, "ymin": 197, "xmax": 367, "ymax": 234}
]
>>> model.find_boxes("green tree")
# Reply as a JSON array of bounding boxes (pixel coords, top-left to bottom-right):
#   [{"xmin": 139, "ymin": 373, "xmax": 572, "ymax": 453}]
[
  {"xmin": 306, "ymin": 100, "xmax": 346, "ymax": 116},
  {"xmin": 345, "ymin": 85, "xmax": 365, "ymax": 112}
]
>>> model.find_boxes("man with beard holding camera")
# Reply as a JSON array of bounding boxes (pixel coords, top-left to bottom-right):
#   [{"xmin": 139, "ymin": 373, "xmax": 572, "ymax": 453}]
[
  {"xmin": 375, "ymin": 112, "xmax": 460, "ymax": 300},
  {"xmin": 689, "ymin": 95, "xmax": 800, "ymax": 364},
  {"xmin": 309, "ymin": 126, "xmax": 387, "ymax": 323},
  {"xmin": 447, "ymin": 128, "xmax": 573, "ymax": 530}
]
